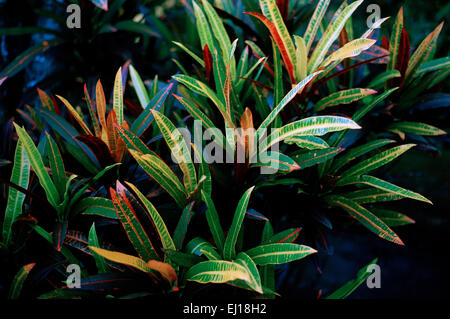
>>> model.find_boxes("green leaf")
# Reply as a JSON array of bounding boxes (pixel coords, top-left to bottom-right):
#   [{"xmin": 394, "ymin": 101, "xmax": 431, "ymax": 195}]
[
  {"xmin": 186, "ymin": 237, "xmax": 221, "ymax": 259},
  {"xmin": 200, "ymin": 248, "xmax": 221, "ymax": 261},
  {"xmin": 387, "ymin": 122, "xmax": 446, "ymax": 136},
  {"xmin": 352, "ymin": 88, "xmax": 398, "ymax": 122},
  {"xmin": 313, "ymin": 88, "xmax": 377, "ymax": 112},
  {"xmin": 262, "ymin": 228, "xmax": 302, "ymax": 244},
  {"xmin": 405, "ymin": 22, "xmax": 444, "ymax": 84},
  {"xmin": 235, "ymin": 252, "xmax": 263, "ymax": 294},
  {"xmin": 326, "ymin": 258, "xmax": 378, "ymax": 299},
  {"xmin": 416, "ymin": 57, "xmax": 450, "ymax": 76},
  {"xmin": 337, "ymin": 144, "xmax": 415, "ymax": 183},
  {"xmin": 387, "ymin": 8, "xmax": 404, "ymax": 72},
  {"xmin": 272, "ymin": 39, "xmax": 284, "ymax": 125},
  {"xmin": 325, "ymin": 195, "xmax": 404, "ymax": 245},
  {"xmin": 294, "ymin": 35, "xmax": 308, "ymax": 81},
  {"xmin": 125, "ymin": 182, "xmax": 176, "ymax": 252},
  {"xmin": 129, "ymin": 149, "xmax": 187, "ymax": 208},
  {"xmin": 172, "ymin": 41, "xmax": 205, "ymax": 67},
  {"xmin": 247, "ymin": 11, "xmax": 296, "ymax": 81},
  {"xmin": 193, "ymin": 1, "xmax": 214, "ymax": 51},
  {"xmin": 260, "ymin": 221, "xmax": 275, "ymax": 292},
  {"xmin": 173, "ymin": 94, "xmax": 215, "ymax": 131},
  {"xmin": 110, "ymin": 187, "xmax": 159, "ymax": 262},
  {"xmin": 339, "ymin": 175, "xmax": 432, "ymax": 204},
  {"xmin": 56, "ymin": 95, "xmax": 92, "ymax": 135},
  {"xmin": 245, "ymin": 243, "xmax": 316, "ymax": 265},
  {"xmin": 164, "ymin": 249, "xmax": 204, "ymax": 268},
  {"xmin": 39, "ymin": 109, "xmax": 100, "ymax": 172},
  {"xmin": 8, "ymin": 263, "xmax": 36, "ymax": 299},
  {"xmin": 223, "ymin": 186, "xmax": 255, "ymax": 260},
  {"xmin": 252, "ymin": 152, "xmax": 300, "ymax": 172},
  {"xmin": 173, "ymin": 201, "xmax": 196, "ymax": 250},
  {"xmin": 129, "ymin": 65, "xmax": 150, "ymax": 109},
  {"xmin": 113, "ymin": 67, "xmax": 124, "ymax": 126},
  {"xmin": 284, "ymin": 135, "xmax": 329, "ymax": 150},
  {"xmin": 0, "ymin": 39, "xmax": 62, "ymax": 78},
  {"xmin": 185, "ymin": 260, "xmax": 250, "ymax": 285},
  {"xmin": 68, "ymin": 163, "xmax": 121, "ymax": 211},
  {"xmin": 88, "ymin": 223, "xmax": 109, "ymax": 273},
  {"xmin": 263, "ymin": 116, "xmax": 360, "ymax": 152},
  {"xmin": 341, "ymin": 188, "xmax": 404, "ymax": 204},
  {"xmin": 361, "ymin": 17, "xmax": 389, "ymax": 39},
  {"xmin": 303, "ymin": 0, "xmax": 330, "ymax": 52},
  {"xmin": 292, "ymin": 147, "xmax": 342, "ymax": 169},
  {"xmin": 115, "ymin": 20, "xmax": 159, "ymax": 38},
  {"xmin": 308, "ymin": 0, "xmax": 363, "ymax": 73},
  {"xmin": 14, "ymin": 123, "xmax": 60, "ymax": 208},
  {"xmin": 259, "ymin": 0, "xmax": 297, "ymax": 74},
  {"xmin": 73, "ymin": 197, "xmax": 117, "ymax": 219},
  {"xmin": 191, "ymin": 143, "xmax": 212, "ymax": 198},
  {"xmin": 2, "ymin": 141, "xmax": 30, "ymax": 246},
  {"xmin": 371, "ymin": 208, "xmax": 415, "ymax": 227},
  {"xmin": 236, "ymin": 46, "xmax": 249, "ymax": 90},
  {"xmin": 203, "ymin": 0, "xmax": 233, "ymax": 69},
  {"xmin": 367, "ymin": 70, "xmax": 401, "ymax": 89},
  {"xmin": 84, "ymin": 84, "xmax": 101, "ymax": 138},
  {"xmin": 321, "ymin": 38, "xmax": 376, "ymax": 68},
  {"xmin": 130, "ymin": 83, "xmax": 173, "ymax": 137},
  {"xmin": 330, "ymin": 139, "xmax": 395, "ymax": 174},
  {"xmin": 89, "ymin": 247, "xmax": 177, "ymax": 285},
  {"xmin": 152, "ymin": 110, "xmax": 197, "ymax": 194},
  {"xmin": 172, "ymin": 74, "xmax": 233, "ymax": 128},
  {"xmin": 201, "ymin": 190, "xmax": 225, "ymax": 255},
  {"xmin": 45, "ymin": 133, "xmax": 66, "ymax": 198},
  {"xmin": 261, "ymin": 221, "xmax": 274, "ymax": 243},
  {"xmin": 37, "ymin": 88, "xmax": 56, "ymax": 112},
  {"xmin": 257, "ymin": 71, "xmax": 322, "ymax": 135},
  {"xmin": 114, "ymin": 124, "xmax": 156, "ymax": 157}
]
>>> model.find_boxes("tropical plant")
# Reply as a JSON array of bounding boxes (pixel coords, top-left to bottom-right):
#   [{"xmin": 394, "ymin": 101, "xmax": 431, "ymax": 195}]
[{"xmin": 0, "ymin": 0, "xmax": 448, "ymax": 300}]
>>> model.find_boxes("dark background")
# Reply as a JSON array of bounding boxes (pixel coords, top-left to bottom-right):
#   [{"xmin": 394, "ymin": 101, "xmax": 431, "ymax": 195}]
[{"xmin": 0, "ymin": 0, "xmax": 449, "ymax": 299}]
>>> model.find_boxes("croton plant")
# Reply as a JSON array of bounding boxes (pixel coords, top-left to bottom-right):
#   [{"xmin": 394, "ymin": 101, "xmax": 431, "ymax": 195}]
[{"xmin": 0, "ymin": 0, "xmax": 448, "ymax": 300}]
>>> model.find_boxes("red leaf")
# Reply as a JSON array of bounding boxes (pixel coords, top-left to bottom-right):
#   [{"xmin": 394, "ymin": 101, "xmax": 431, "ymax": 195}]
[
  {"xmin": 53, "ymin": 221, "xmax": 68, "ymax": 252},
  {"xmin": 117, "ymin": 181, "xmax": 164, "ymax": 258},
  {"xmin": 235, "ymin": 76, "xmax": 273, "ymax": 92},
  {"xmin": 309, "ymin": 55, "xmax": 389, "ymax": 95},
  {"xmin": 91, "ymin": 0, "xmax": 108, "ymax": 11},
  {"xmin": 381, "ymin": 35, "xmax": 390, "ymax": 50},
  {"xmin": 75, "ymin": 135, "xmax": 115, "ymax": 167},
  {"xmin": 250, "ymin": 51, "xmax": 275, "ymax": 76},
  {"xmin": 394, "ymin": 27, "xmax": 410, "ymax": 87},
  {"xmin": 124, "ymin": 99, "xmax": 143, "ymax": 118},
  {"xmin": 277, "ymin": 228, "xmax": 302, "ymax": 243},
  {"xmin": 245, "ymin": 11, "xmax": 296, "ymax": 83},
  {"xmin": 276, "ymin": 0, "xmax": 289, "ymax": 22},
  {"xmin": 51, "ymin": 94, "xmax": 61, "ymax": 115},
  {"xmin": 203, "ymin": 44, "xmax": 213, "ymax": 86}
]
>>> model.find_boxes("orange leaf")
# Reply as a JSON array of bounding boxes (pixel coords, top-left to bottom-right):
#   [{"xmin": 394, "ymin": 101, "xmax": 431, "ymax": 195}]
[{"xmin": 245, "ymin": 12, "xmax": 296, "ymax": 83}]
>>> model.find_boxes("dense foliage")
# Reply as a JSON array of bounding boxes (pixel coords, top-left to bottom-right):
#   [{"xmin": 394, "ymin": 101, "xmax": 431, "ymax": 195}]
[{"xmin": 0, "ymin": 0, "xmax": 448, "ymax": 299}]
